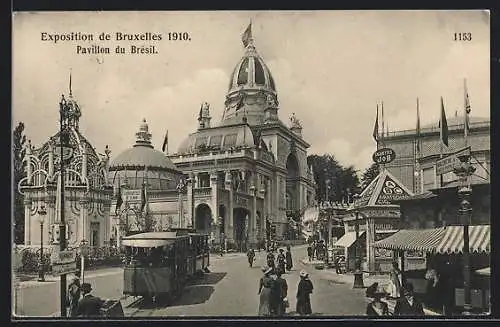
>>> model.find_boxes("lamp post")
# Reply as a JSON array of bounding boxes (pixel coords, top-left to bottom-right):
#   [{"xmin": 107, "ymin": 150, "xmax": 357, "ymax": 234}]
[
  {"xmin": 79, "ymin": 239, "xmax": 89, "ymax": 284},
  {"xmin": 352, "ymin": 194, "xmax": 364, "ymax": 289},
  {"xmin": 454, "ymin": 152, "xmax": 475, "ymax": 315},
  {"xmin": 38, "ymin": 203, "xmax": 47, "ymax": 282}
]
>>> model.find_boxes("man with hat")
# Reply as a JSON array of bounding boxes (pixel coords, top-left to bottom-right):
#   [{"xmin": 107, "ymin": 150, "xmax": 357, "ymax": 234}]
[
  {"xmin": 394, "ymin": 283, "xmax": 424, "ymax": 316},
  {"xmin": 67, "ymin": 275, "xmax": 81, "ymax": 317},
  {"xmin": 76, "ymin": 282, "xmax": 105, "ymax": 317},
  {"xmin": 296, "ymin": 270, "xmax": 313, "ymax": 315},
  {"xmin": 365, "ymin": 282, "xmax": 389, "ymax": 316}
]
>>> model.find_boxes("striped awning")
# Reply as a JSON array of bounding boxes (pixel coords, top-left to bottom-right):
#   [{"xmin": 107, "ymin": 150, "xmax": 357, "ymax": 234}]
[
  {"xmin": 435, "ymin": 225, "xmax": 490, "ymax": 254},
  {"xmin": 334, "ymin": 231, "xmax": 365, "ymax": 248},
  {"xmin": 475, "ymin": 267, "xmax": 490, "ymax": 276},
  {"xmin": 302, "ymin": 207, "xmax": 319, "ymax": 223},
  {"xmin": 373, "ymin": 228, "xmax": 446, "ymax": 252}
]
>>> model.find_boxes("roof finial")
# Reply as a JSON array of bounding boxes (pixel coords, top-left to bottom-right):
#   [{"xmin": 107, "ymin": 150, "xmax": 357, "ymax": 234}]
[{"xmin": 69, "ymin": 68, "xmax": 72, "ymax": 96}]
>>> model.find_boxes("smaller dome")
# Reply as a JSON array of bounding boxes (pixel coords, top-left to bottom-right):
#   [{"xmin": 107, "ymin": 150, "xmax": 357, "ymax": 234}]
[{"xmin": 110, "ymin": 119, "xmax": 178, "ymax": 171}]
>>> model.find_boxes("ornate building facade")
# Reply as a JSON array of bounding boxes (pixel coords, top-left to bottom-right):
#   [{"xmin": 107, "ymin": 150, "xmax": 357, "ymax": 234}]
[
  {"xmin": 167, "ymin": 29, "xmax": 316, "ymax": 249},
  {"xmin": 18, "ymin": 87, "xmax": 113, "ymax": 248}
]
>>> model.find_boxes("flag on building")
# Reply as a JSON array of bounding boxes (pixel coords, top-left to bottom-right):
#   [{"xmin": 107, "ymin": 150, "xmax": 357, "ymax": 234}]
[
  {"xmin": 242, "ymin": 22, "xmax": 252, "ymax": 48},
  {"xmin": 439, "ymin": 97, "xmax": 449, "ymax": 147},
  {"xmin": 416, "ymin": 97, "xmax": 421, "ymax": 153},
  {"xmin": 372, "ymin": 104, "xmax": 379, "ymax": 142},
  {"xmin": 115, "ymin": 180, "xmax": 123, "ymax": 215},
  {"xmin": 464, "ymin": 79, "xmax": 471, "ymax": 139},
  {"xmin": 162, "ymin": 130, "xmax": 168, "ymax": 153}
]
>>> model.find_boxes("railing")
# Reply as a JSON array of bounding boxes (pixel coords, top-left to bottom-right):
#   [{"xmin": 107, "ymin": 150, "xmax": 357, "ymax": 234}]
[
  {"xmin": 170, "ymin": 147, "xmax": 255, "ymax": 163},
  {"xmin": 386, "ymin": 121, "xmax": 490, "ymax": 138}
]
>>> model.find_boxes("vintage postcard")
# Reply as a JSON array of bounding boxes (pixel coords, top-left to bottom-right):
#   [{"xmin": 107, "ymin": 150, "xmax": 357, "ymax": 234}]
[{"xmin": 12, "ymin": 10, "xmax": 490, "ymax": 319}]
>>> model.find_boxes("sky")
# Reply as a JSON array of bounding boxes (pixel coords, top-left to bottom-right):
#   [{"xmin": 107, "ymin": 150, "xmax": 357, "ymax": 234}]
[{"xmin": 12, "ymin": 10, "xmax": 490, "ymax": 173}]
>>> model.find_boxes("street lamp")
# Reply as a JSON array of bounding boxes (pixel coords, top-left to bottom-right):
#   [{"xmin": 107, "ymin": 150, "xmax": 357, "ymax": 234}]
[
  {"xmin": 38, "ymin": 203, "xmax": 47, "ymax": 282},
  {"xmin": 454, "ymin": 153, "xmax": 476, "ymax": 315},
  {"xmin": 352, "ymin": 194, "xmax": 364, "ymax": 289},
  {"xmin": 79, "ymin": 239, "xmax": 89, "ymax": 283}
]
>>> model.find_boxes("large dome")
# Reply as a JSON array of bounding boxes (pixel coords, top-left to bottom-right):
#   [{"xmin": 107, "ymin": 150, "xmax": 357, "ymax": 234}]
[
  {"xmin": 108, "ymin": 119, "xmax": 181, "ymax": 191},
  {"xmin": 221, "ymin": 26, "xmax": 280, "ymax": 127}
]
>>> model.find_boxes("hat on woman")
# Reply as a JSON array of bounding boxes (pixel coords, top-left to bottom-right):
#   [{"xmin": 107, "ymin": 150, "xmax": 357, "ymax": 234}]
[{"xmin": 299, "ymin": 269, "xmax": 309, "ymax": 278}]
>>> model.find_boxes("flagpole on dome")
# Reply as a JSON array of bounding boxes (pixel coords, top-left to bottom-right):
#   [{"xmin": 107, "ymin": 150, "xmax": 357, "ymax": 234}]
[{"xmin": 464, "ymin": 78, "xmax": 471, "ymax": 148}]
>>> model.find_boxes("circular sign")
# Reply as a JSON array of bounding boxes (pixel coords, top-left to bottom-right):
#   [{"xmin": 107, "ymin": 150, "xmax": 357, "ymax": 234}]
[{"xmin": 372, "ymin": 148, "xmax": 396, "ymax": 164}]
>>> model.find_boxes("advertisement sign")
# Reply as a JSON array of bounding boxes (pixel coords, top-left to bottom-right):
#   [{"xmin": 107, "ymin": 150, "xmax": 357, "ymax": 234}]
[
  {"xmin": 436, "ymin": 146, "xmax": 471, "ymax": 175},
  {"xmin": 123, "ymin": 189, "xmax": 142, "ymax": 202},
  {"xmin": 51, "ymin": 250, "xmax": 78, "ymax": 275},
  {"xmin": 372, "ymin": 148, "xmax": 396, "ymax": 165},
  {"xmin": 375, "ymin": 176, "xmax": 411, "ymax": 205}
]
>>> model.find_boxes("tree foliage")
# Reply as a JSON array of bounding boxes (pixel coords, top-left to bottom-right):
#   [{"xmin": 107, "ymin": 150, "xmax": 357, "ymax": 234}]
[
  {"xmin": 13, "ymin": 122, "xmax": 27, "ymax": 244},
  {"xmin": 307, "ymin": 154, "xmax": 360, "ymax": 204},
  {"xmin": 360, "ymin": 162, "xmax": 380, "ymax": 191}
]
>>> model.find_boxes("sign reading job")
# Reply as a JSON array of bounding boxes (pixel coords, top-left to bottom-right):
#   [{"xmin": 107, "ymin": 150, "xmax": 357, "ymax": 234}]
[{"xmin": 372, "ymin": 148, "xmax": 396, "ymax": 165}]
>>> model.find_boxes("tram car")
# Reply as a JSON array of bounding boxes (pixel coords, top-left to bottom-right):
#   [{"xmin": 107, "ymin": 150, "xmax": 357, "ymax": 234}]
[{"xmin": 122, "ymin": 230, "xmax": 210, "ymax": 303}]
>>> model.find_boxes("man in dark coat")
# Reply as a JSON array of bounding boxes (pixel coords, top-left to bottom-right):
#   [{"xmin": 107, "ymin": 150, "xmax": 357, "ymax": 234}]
[
  {"xmin": 76, "ymin": 283, "xmax": 105, "ymax": 317},
  {"xmin": 394, "ymin": 283, "xmax": 425, "ymax": 316},
  {"xmin": 296, "ymin": 270, "xmax": 313, "ymax": 315},
  {"xmin": 285, "ymin": 246, "xmax": 293, "ymax": 271},
  {"xmin": 276, "ymin": 249, "xmax": 286, "ymax": 275},
  {"xmin": 67, "ymin": 275, "xmax": 81, "ymax": 317},
  {"xmin": 307, "ymin": 245, "xmax": 313, "ymax": 261},
  {"xmin": 271, "ymin": 271, "xmax": 288, "ymax": 316}
]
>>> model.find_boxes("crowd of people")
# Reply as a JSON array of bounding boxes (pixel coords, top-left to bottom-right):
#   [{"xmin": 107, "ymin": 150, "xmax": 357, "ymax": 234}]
[{"xmin": 253, "ymin": 245, "xmax": 315, "ymax": 317}]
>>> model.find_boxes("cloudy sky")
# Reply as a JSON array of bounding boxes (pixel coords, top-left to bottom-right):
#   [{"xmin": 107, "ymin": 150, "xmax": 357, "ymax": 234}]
[{"xmin": 13, "ymin": 10, "xmax": 490, "ymax": 172}]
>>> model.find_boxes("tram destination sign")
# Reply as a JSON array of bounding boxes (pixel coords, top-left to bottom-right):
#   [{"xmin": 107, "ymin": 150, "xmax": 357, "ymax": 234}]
[
  {"xmin": 372, "ymin": 148, "xmax": 396, "ymax": 165},
  {"xmin": 436, "ymin": 146, "xmax": 471, "ymax": 175}
]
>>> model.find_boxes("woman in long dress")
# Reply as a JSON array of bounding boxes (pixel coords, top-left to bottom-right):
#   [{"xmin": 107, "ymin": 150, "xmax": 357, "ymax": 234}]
[
  {"xmin": 258, "ymin": 266, "xmax": 274, "ymax": 316},
  {"xmin": 296, "ymin": 270, "xmax": 313, "ymax": 315},
  {"xmin": 388, "ymin": 261, "xmax": 402, "ymax": 299}
]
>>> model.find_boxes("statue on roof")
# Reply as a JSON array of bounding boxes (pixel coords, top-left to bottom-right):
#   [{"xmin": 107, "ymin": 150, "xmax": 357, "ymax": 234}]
[
  {"xmin": 266, "ymin": 94, "xmax": 277, "ymax": 108},
  {"xmin": 290, "ymin": 112, "xmax": 302, "ymax": 129}
]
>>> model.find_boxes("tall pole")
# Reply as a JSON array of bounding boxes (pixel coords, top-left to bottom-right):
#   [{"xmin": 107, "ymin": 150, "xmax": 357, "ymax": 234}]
[
  {"xmin": 353, "ymin": 194, "xmax": 364, "ymax": 288},
  {"xmin": 59, "ymin": 98, "xmax": 67, "ymax": 317},
  {"xmin": 38, "ymin": 221, "xmax": 45, "ymax": 282},
  {"xmin": 454, "ymin": 153, "xmax": 475, "ymax": 315}
]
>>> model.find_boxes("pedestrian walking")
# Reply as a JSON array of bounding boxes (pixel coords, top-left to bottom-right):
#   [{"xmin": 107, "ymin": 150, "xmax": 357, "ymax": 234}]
[
  {"xmin": 424, "ymin": 266, "xmax": 442, "ymax": 311},
  {"xmin": 272, "ymin": 270, "xmax": 288, "ymax": 316},
  {"xmin": 285, "ymin": 245, "xmax": 293, "ymax": 271},
  {"xmin": 307, "ymin": 244, "xmax": 313, "ymax": 262},
  {"xmin": 247, "ymin": 248, "xmax": 256, "ymax": 268},
  {"xmin": 76, "ymin": 282, "xmax": 105, "ymax": 317},
  {"xmin": 258, "ymin": 266, "xmax": 275, "ymax": 316},
  {"xmin": 267, "ymin": 251, "xmax": 276, "ymax": 271},
  {"xmin": 67, "ymin": 275, "xmax": 81, "ymax": 317},
  {"xmin": 388, "ymin": 261, "xmax": 402, "ymax": 299},
  {"xmin": 296, "ymin": 270, "xmax": 313, "ymax": 316},
  {"xmin": 276, "ymin": 249, "xmax": 286, "ymax": 275},
  {"xmin": 394, "ymin": 283, "xmax": 424, "ymax": 316},
  {"xmin": 365, "ymin": 282, "xmax": 389, "ymax": 317}
]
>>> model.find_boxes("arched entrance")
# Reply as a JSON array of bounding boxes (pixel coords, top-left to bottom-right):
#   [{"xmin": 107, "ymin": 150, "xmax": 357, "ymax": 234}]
[
  {"xmin": 286, "ymin": 153, "xmax": 300, "ymax": 211},
  {"xmin": 195, "ymin": 203, "xmax": 212, "ymax": 233},
  {"xmin": 233, "ymin": 207, "xmax": 250, "ymax": 252}
]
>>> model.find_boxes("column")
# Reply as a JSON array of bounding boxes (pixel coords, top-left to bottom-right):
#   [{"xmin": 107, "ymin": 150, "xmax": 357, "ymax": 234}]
[
  {"xmin": 79, "ymin": 197, "xmax": 89, "ymax": 242},
  {"xmin": 225, "ymin": 170, "xmax": 234, "ymax": 242},
  {"xmin": 187, "ymin": 174, "xmax": 194, "ymax": 229},
  {"xmin": 177, "ymin": 190, "xmax": 183, "ymax": 228},
  {"xmin": 48, "ymin": 142, "xmax": 54, "ymax": 177},
  {"xmin": 24, "ymin": 198, "xmax": 32, "ymax": 245},
  {"xmin": 210, "ymin": 171, "xmax": 218, "ymax": 237},
  {"xmin": 366, "ymin": 218, "xmax": 376, "ymax": 273},
  {"xmin": 194, "ymin": 173, "xmax": 199, "ymax": 188},
  {"xmin": 250, "ymin": 185, "xmax": 257, "ymax": 244}
]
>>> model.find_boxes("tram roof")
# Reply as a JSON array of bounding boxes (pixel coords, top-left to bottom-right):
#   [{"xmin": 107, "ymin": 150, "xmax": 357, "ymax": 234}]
[{"xmin": 122, "ymin": 231, "xmax": 189, "ymax": 247}]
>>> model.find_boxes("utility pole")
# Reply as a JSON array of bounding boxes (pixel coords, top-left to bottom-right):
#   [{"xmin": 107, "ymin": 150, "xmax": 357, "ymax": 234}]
[{"xmin": 58, "ymin": 97, "xmax": 67, "ymax": 317}]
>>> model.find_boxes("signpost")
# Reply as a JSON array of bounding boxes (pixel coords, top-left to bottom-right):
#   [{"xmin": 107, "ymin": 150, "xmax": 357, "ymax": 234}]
[
  {"xmin": 51, "ymin": 250, "xmax": 78, "ymax": 276},
  {"xmin": 436, "ymin": 146, "xmax": 471, "ymax": 175},
  {"xmin": 123, "ymin": 189, "xmax": 142, "ymax": 202},
  {"xmin": 372, "ymin": 148, "xmax": 396, "ymax": 165}
]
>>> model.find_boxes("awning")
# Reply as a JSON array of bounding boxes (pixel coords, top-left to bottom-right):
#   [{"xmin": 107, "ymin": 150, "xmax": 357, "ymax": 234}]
[
  {"xmin": 302, "ymin": 207, "xmax": 319, "ymax": 223},
  {"xmin": 122, "ymin": 231, "xmax": 180, "ymax": 248},
  {"xmin": 334, "ymin": 231, "xmax": 365, "ymax": 248},
  {"xmin": 122, "ymin": 239, "xmax": 175, "ymax": 248},
  {"xmin": 373, "ymin": 228, "xmax": 446, "ymax": 252},
  {"xmin": 435, "ymin": 225, "xmax": 490, "ymax": 254},
  {"xmin": 475, "ymin": 267, "xmax": 490, "ymax": 276}
]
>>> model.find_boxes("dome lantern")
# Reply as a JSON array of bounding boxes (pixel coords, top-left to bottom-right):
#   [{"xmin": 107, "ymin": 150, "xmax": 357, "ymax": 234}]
[{"xmin": 134, "ymin": 118, "xmax": 153, "ymax": 148}]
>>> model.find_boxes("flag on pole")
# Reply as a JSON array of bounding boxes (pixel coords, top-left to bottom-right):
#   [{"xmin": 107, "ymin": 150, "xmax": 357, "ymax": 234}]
[
  {"xmin": 464, "ymin": 79, "xmax": 471, "ymax": 139},
  {"xmin": 162, "ymin": 130, "xmax": 169, "ymax": 153},
  {"xmin": 416, "ymin": 97, "xmax": 421, "ymax": 153},
  {"xmin": 372, "ymin": 104, "xmax": 379, "ymax": 142},
  {"xmin": 439, "ymin": 97, "xmax": 449, "ymax": 147},
  {"xmin": 242, "ymin": 22, "xmax": 252, "ymax": 48},
  {"xmin": 115, "ymin": 180, "xmax": 123, "ymax": 215}
]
